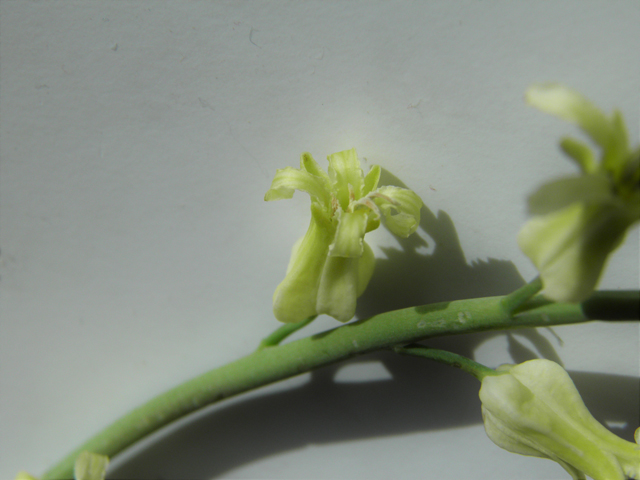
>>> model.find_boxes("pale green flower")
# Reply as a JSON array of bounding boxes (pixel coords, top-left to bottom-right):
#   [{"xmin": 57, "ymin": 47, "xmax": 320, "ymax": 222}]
[
  {"xmin": 480, "ymin": 359, "xmax": 640, "ymax": 480},
  {"xmin": 518, "ymin": 84, "xmax": 640, "ymax": 302},
  {"xmin": 266, "ymin": 148, "xmax": 422, "ymax": 323}
]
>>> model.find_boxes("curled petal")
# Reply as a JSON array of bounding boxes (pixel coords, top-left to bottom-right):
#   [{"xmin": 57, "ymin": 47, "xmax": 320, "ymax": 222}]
[
  {"xmin": 264, "ymin": 166, "xmax": 332, "ymax": 207},
  {"xmin": 560, "ymin": 137, "xmax": 597, "ymax": 174},
  {"xmin": 374, "ymin": 186, "xmax": 422, "ymax": 237},
  {"xmin": 300, "ymin": 152, "xmax": 331, "ymax": 183}
]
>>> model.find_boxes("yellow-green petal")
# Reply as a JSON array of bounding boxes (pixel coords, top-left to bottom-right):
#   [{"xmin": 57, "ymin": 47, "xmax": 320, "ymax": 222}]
[
  {"xmin": 300, "ymin": 152, "xmax": 331, "ymax": 184},
  {"xmin": 525, "ymin": 84, "xmax": 614, "ymax": 150},
  {"xmin": 272, "ymin": 217, "xmax": 334, "ymax": 323},
  {"xmin": 74, "ymin": 451, "xmax": 109, "ymax": 480},
  {"xmin": 264, "ymin": 166, "xmax": 332, "ymax": 207},
  {"xmin": 356, "ymin": 241, "xmax": 375, "ymax": 297},
  {"xmin": 316, "ymin": 242, "xmax": 375, "ymax": 322},
  {"xmin": 601, "ymin": 110, "xmax": 630, "ymax": 177},
  {"xmin": 375, "ymin": 186, "xmax": 422, "ymax": 237},
  {"xmin": 14, "ymin": 472, "xmax": 39, "ymax": 480},
  {"xmin": 330, "ymin": 211, "xmax": 367, "ymax": 257},
  {"xmin": 327, "ymin": 148, "xmax": 364, "ymax": 209},
  {"xmin": 363, "ymin": 164, "xmax": 381, "ymax": 196},
  {"xmin": 559, "ymin": 137, "xmax": 597, "ymax": 174},
  {"xmin": 518, "ymin": 203, "xmax": 633, "ymax": 302},
  {"xmin": 526, "ymin": 173, "xmax": 614, "ymax": 215}
]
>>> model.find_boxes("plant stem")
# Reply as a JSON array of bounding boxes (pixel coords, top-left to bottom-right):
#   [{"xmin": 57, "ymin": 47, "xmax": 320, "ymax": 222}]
[
  {"xmin": 394, "ymin": 344, "xmax": 498, "ymax": 380},
  {"xmin": 41, "ymin": 290, "xmax": 639, "ymax": 480},
  {"xmin": 500, "ymin": 276, "xmax": 543, "ymax": 315},
  {"xmin": 257, "ymin": 315, "xmax": 317, "ymax": 350}
]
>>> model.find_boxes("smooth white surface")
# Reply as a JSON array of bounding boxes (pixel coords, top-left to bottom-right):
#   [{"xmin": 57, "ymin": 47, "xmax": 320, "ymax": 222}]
[{"xmin": 1, "ymin": 2, "xmax": 638, "ymax": 479}]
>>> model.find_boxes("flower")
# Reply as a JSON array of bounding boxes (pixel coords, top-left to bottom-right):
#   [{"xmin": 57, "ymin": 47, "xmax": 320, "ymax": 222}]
[
  {"xmin": 518, "ymin": 84, "xmax": 640, "ymax": 302},
  {"xmin": 265, "ymin": 148, "xmax": 422, "ymax": 323},
  {"xmin": 480, "ymin": 359, "xmax": 640, "ymax": 480}
]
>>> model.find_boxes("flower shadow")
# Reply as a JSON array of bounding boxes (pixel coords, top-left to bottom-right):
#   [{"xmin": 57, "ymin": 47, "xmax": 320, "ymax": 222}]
[{"xmin": 357, "ymin": 168, "xmax": 526, "ymax": 318}]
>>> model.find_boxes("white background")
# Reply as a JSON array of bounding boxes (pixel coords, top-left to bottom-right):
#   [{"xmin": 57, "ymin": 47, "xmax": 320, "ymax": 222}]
[{"xmin": 1, "ymin": 1, "xmax": 638, "ymax": 479}]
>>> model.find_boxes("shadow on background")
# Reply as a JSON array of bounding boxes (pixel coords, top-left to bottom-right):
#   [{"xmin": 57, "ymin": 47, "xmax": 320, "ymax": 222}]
[
  {"xmin": 108, "ymin": 349, "xmax": 639, "ymax": 479},
  {"xmin": 356, "ymin": 168, "xmax": 526, "ymax": 318},
  {"xmin": 108, "ymin": 169, "xmax": 638, "ymax": 479}
]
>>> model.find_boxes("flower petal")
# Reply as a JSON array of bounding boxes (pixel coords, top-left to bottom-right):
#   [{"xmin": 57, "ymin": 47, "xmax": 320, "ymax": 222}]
[
  {"xmin": 559, "ymin": 137, "xmax": 597, "ymax": 174},
  {"xmin": 363, "ymin": 164, "xmax": 381, "ymax": 196},
  {"xmin": 14, "ymin": 473, "xmax": 39, "ymax": 480},
  {"xmin": 264, "ymin": 166, "xmax": 332, "ymax": 208},
  {"xmin": 74, "ymin": 451, "xmax": 110, "ymax": 480},
  {"xmin": 374, "ymin": 186, "xmax": 422, "ymax": 237},
  {"xmin": 327, "ymin": 148, "xmax": 365, "ymax": 209},
  {"xmin": 300, "ymin": 151, "xmax": 331, "ymax": 183},
  {"xmin": 525, "ymin": 84, "xmax": 614, "ymax": 150},
  {"xmin": 601, "ymin": 110, "xmax": 630, "ymax": 179},
  {"xmin": 272, "ymin": 217, "xmax": 334, "ymax": 323},
  {"xmin": 330, "ymin": 211, "xmax": 367, "ymax": 257},
  {"xmin": 517, "ymin": 203, "xmax": 633, "ymax": 302},
  {"xmin": 527, "ymin": 173, "xmax": 614, "ymax": 215},
  {"xmin": 356, "ymin": 241, "xmax": 375, "ymax": 297}
]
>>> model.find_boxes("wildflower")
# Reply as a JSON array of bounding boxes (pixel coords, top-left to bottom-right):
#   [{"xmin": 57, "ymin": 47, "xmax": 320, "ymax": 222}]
[
  {"xmin": 265, "ymin": 148, "xmax": 422, "ymax": 323},
  {"xmin": 518, "ymin": 84, "xmax": 640, "ymax": 302},
  {"xmin": 480, "ymin": 359, "xmax": 640, "ymax": 480}
]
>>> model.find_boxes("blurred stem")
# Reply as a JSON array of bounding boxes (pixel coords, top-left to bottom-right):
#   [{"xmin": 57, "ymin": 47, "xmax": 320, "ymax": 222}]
[
  {"xmin": 500, "ymin": 276, "xmax": 543, "ymax": 315},
  {"xmin": 41, "ymin": 289, "xmax": 639, "ymax": 480}
]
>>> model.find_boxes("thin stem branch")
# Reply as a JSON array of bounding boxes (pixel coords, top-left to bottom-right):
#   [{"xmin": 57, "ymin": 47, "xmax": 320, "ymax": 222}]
[
  {"xmin": 257, "ymin": 315, "xmax": 317, "ymax": 350},
  {"xmin": 394, "ymin": 344, "xmax": 498, "ymax": 380},
  {"xmin": 41, "ymin": 290, "xmax": 639, "ymax": 480},
  {"xmin": 500, "ymin": 276, "xmax": 543, "ymax": 315}
]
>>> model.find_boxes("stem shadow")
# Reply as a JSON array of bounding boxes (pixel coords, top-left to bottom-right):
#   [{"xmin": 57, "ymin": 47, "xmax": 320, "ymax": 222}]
[{"xmin": 108, "ymin": 343, "xmax": 639, "ymax": 479}]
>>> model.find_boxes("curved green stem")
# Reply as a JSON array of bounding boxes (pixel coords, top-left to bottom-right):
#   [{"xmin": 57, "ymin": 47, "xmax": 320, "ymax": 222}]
[
  {"xmin": 257, "ymin": 315, "xmax": 317, "ymax": 350},
  {"xmin": 394, "ymin": 344, "xmax": 498, "ymax": 380},
  {"xmin": 41, "ymin": 290, "xmax": 639, "ymax": 480}
]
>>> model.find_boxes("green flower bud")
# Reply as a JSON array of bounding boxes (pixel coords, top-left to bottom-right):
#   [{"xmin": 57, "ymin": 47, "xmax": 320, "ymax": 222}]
[
  {"xmin": 265, "ymin": 148, "xmax": 422, "ymax": 323},
  {"xmin": 480, "ymin": 359, "xmax": 640, "ymax": 480}
]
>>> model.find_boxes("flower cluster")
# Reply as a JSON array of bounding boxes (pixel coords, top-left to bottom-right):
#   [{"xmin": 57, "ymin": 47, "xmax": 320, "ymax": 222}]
[
  {"xmin": 518, "ymin": 84, "xmax": 640, "ymax": 302},
  {"xmin": 265, "ymin": 148, "xmax": 422, "ymax": 323}
]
